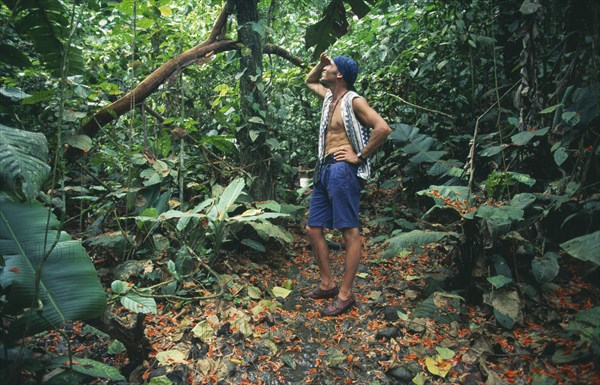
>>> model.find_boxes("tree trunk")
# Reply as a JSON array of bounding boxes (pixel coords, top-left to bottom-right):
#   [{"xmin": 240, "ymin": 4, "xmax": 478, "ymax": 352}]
[{"xmin": 235, "ymin": 0, "xmax": 275, "ymax": 200}]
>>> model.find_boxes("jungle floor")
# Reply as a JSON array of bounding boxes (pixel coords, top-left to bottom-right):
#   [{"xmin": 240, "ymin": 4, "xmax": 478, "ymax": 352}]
[{"xmin": 26, "ymin": 189, "xmax": 600, "ymax": 385}]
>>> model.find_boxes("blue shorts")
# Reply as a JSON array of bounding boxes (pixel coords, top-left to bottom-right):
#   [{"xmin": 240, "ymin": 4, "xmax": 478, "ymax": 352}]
[{"xmin": 307, "ymin": 159, "xmax": 361, "ymax": 229}]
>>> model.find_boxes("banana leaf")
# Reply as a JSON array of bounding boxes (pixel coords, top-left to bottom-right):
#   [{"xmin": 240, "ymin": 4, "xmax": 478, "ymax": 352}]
[
  {"xmin": 0, "ymin": 124, "xmax": 51, "ymax": 201},
  {"xmin": 0, "ymin": 194, "xmax": 106, "ymax": 344}
]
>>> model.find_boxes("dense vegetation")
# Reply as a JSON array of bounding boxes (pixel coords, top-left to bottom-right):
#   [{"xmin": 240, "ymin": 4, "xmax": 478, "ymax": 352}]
[{"xmin": 1, "ymin": 0, "xmax": 598, "ymax": 384}]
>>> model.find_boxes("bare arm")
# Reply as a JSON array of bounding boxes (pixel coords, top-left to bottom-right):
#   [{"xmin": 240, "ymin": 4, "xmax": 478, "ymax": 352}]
[
  {"xmin": 305, "ymin": 53, "xmax": 331, "ymax": 98},
  {"xmin": 335, "ymin": 97, "xmax": 392, "ymax": 164}
]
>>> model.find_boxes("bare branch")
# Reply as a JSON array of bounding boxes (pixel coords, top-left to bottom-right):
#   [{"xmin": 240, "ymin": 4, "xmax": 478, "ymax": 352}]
[{"xmin": 263, "ymin": 44, "xmax": 306, "ymax": 68}]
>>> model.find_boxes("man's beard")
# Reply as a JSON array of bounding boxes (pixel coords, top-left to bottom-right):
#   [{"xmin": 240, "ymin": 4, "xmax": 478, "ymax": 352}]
[{"xmin": 319, "ymin": 78, "xmax": 331, "ymax": 88}]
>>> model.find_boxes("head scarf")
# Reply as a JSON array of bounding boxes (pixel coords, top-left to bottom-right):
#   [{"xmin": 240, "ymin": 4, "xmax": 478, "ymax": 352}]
[{"xmin": 333, "ymin": 55, "xmax": 359, "ymax": 90}]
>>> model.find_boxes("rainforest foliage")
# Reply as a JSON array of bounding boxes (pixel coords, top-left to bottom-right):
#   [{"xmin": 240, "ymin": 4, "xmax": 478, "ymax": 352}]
[{"xmin": 0, "ymin": 0, "xmax": 598, "ymax": 384}]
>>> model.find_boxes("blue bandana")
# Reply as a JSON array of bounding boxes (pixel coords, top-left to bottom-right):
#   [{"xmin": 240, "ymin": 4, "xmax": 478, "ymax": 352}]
[{"xmin": 333, "ymin": 56, "xmax": 359, "ymax": 90}]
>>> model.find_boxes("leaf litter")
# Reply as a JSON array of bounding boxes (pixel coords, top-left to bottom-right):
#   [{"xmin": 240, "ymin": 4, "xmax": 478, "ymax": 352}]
[{"xmin": 28, "ymin": 189, "xmax": 600, "ymax": 385}]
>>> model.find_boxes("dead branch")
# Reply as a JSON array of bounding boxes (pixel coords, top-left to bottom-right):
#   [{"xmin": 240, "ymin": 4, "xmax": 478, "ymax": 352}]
[{"xmin": 263, "ymin": 43, "xmax": 306, "ymax": 68}]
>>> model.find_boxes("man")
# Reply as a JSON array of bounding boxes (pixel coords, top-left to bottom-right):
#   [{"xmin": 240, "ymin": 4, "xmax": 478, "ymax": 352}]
[{"xmin": 303, "ymin": 53, "xmax": 392, "ymax": 316}]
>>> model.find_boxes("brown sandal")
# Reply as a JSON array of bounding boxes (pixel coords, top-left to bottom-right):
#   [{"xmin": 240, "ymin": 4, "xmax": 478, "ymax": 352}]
[
  {"xmin": 302, "ymin": 286, "xmax": 339, "ymax": 299},
  {"xmin": 322, "ymin": 294, "xmax": 356, "ymax": 316}
]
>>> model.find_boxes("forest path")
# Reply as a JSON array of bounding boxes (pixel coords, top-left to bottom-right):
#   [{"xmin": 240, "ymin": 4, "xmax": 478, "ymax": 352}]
[{"xmin": 37, "ymin": 194, "xmax": 598, "ymax": 385}]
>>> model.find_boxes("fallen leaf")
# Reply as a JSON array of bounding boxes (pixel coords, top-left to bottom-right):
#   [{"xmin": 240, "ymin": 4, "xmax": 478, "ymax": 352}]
[
  {"xmin": 425, "ymin": 356, "xmax": 451, "ymax": 378},
  {"xmin": 326, "ymin": 347, "xmax": 346, "ymax": 367},
  {"xmin": 272, "ymin": 286, "xmax": 291, "ymax": 298},
  {"xmin": 435, "ymin": 346, "xmax": 455, "ymax": 359},
  {"xmin": 367, "ymin": 291, "xmax": 382, "ymax": 301},
  {"xmin": 155, "ymin": 350, "xmax": 187, "ymax": 365},
  {"xmin": 248, "ymin": 286, "xmax": 262, "ymax": 299},
  {"xmin": 192, "ymin": 320, "xmax": 214, "ymax": 341}
]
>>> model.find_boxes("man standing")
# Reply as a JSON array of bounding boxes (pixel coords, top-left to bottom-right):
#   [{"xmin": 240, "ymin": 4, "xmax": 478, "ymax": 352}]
[{"xmin": 303, "ymin": 53, "xmax": 392, "ymax": 316}]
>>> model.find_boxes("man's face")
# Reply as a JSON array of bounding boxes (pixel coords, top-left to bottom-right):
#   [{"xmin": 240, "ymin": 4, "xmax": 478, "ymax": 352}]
[{"xmin": 320, "ymin": 60, "xmax": 340, "ymax": 86}]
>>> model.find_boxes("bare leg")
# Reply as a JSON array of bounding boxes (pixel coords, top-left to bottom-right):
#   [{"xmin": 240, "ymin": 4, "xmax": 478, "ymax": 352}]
[
  {"xmin": 306, "ymin": 225, "xmax": 336, "ymax": 290},
  {"xmin": 339, "ymin": 227, "xmax": 361, "ymax": 300}
]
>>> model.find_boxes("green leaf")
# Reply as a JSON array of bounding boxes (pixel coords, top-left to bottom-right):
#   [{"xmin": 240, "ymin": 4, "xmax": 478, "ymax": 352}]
[
  {"xmin": 383, "ymin": 230, "xmax": 449, "ymax": 258},
  {"xmin": 216, "ymin": 178, "xmax": 245, "ymax": 220},
  {"xmin": 0, "ymin": 86, "xmax": 31, "ymax": 100},
  {"xmin": 509, "ymin": 172, "xmax": 536, "ymax": 187},
  {"xmin": 247, "ymin": 221, "xmax": 293, "ymax": 245},
  {"xmin": 235, "ymin": 317, "xmax": 253, "ymax": 337},
  {"xmin": 247, "ymin": 286, "xmax": 262, "ymax": 299},
  {"xmin": 159, "ymin": 6, "xmax": 172, "ymax": 17},
  {"xmin": 0, "ymin": 44, "xmax": 32, "ymax": 67},
  {"xmin": 0, "ymin": 194, "xmax": 106, "ymax": 344},
  {"xmin": 561, "ymin": 111, "xmax": 580, "ymax": 125},
  {"xmin": 155, "ymin": 350, "xmax": 187, "ymax": 365},
  {"xmin": 305, "ymin": 1, "xmax": 349, "ymax": 57},
  {"xmin": 437, "ymin": 59, "xmax": 448, "ymax": 70},
  {"xmin": 487, "ymin": 275, "xmax": 513, "ymax": 289},
  {"xmin": 520, "ymin": 1, "xmax": 542, "ymax": 15},
  {"xmin": 63, "ymin": 135, "xmax": 92, "ymax": 153},
  {"xmin": 480, "ymin": 145, "xmax": 508, "ymax": 157},
  {"xmin": 346, "ymin": 0, "xmax": 373, "ymax": 18},
  {"xmin": 560, "ymin": 231, "xmax": 600, "ymax": 265},
  {"xmin": 107, "ymin": 340, "xmax": 126, "ymax": 355},
  {"xmin": 51, "ymin": 357, "xmax": 126, "ymax": 381},
  {"xmin": 511, "ymin": 128, "xmax": 548, "ymax": 146},
  {"xmin": 475, "ymin": 205, "xmax": 524, "ymax": 221},
  {"xmin": 0, "ymin": 124, "xmax": 51, "ymax": 200},
  {"xmin": 111, "ymin": 280, "xmax": 128, "ymax": 295},
  {"xmin": 272, "ymin": 286, "xmax": 291, "ymax": 298},
  {"xmin": 241, "ymin": 238, "xmax": 266, "ymax": 252},
  {"xmin": 553, "ymin": 147, "xmax": 568, "ymax": 166},
  {"xmin": 120, "ymin": 293, "xmax": 157, "ymax": 314},
  {"xmin": 540, "ymin": 103, "xmax": 563, "ymax": 114},
  {"xmin": 326, "ymin": 347, "xmax": 347, "ymax": 367},
  {"xmin": 435, "ymin": 347, "xmax": 455, "ymax": 359},
  {"xmin": 531, "ymin": 252, "xmax": 559, "ymax": 283},
  {"xmin": 281, "ymin": 354, "xmax": 297, "ymax": 369},
  {"xmin": 192, "ymin": 320, "xmax": 215, "ymax": 341},
  {"xmin": 13, "ymin": 1, "xmax": 84, "ymax": 75},
  {"xmin": 256, "ymin": 200, "xmax": 281, "ymax": 212},
  {"xmin": 510, "ymin": 193, "xmax": 536, "ymax": 210},
  {"xmin": 531, "ymin": 372, "xmax": 558, "ymax": 385},
  {"xmin": 248, "ymin": 116, "xmax": 265, "ymax": 125},
  {"xmin": 148, "ymin": 375, "xmax": 174, "ymax": 385}
]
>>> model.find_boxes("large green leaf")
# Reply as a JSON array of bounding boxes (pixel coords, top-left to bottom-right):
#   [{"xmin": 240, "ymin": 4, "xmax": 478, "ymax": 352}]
[
  {"xmin": 247, "ymin": 220, "xmax": 294, "ymax": 245},
  {"xmin": 0, "ymin": 44, "xmax": 32, "ymax": 67},
  {"xmin": 0, "ymin": 194, "xmax": 106, "ymax": 344},
  {"xmin": 560, "ymin": 230, "xmax": 600, "ymax": 265},
  {"xmin": 383, "ymin": 230, "xmax": 449, "ymax": 258},
  {"xmin": 304, "ymin": 0, "xmax": 374, "ymax": 57},
  {"xmin": 305, "ymin": 0, "xmax": 349, "ymax": 56},
  {"xmin": 0, "ymin": 124, "xmax": 51, "ymax": 200},
  {"xmin": 390, "ymin": 123, "xmax": 447, "ymax": 165},
  {"xmin": 216, "ymin": 178, "xmax": 245, "ymax": 219},
  {"xmin": 49, "ymin": 356, "xmax": 126, "ymax": 382},
  {"xmin": 2, "ymin": 0, "xmax": 84, "ymax": 75}
]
